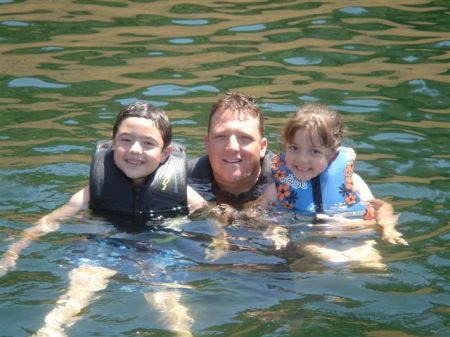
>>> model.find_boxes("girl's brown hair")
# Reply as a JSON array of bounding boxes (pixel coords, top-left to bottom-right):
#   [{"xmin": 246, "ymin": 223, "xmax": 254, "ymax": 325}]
[{"xmin": 284, "ymin": 103, "xmax": 344, "ymax": 150}]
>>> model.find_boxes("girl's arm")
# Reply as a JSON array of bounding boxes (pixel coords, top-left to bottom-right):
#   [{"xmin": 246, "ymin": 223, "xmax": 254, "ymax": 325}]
[
  {"xmin": 353, "ymin": 174, "xmax": 407, "ymax": 245},
  {"xmin": 368, "ymin": 198, "xmax": 408, "ymax": 245},
  {"xmin": 352, "ymin": 173, "xmax": 374, "ymax": 201},
  {"xmin": 259, "ymin": 182, "xmax": 278, "ymax": 207}
]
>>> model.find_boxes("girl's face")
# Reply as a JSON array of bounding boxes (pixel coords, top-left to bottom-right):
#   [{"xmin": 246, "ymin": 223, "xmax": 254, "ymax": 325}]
[
  {"xmin": 112, "ymin": 117, "xmax": 170, "ymax": 186},
  {"xmin": 285, "ymin": 128, "xmax": 335, "ymax": 181}
]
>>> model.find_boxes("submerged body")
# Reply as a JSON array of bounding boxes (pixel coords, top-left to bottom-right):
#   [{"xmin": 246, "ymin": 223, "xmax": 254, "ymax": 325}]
[{"xmin": 253, "ymin": 104, "xmax": 407, "ymax": 268}]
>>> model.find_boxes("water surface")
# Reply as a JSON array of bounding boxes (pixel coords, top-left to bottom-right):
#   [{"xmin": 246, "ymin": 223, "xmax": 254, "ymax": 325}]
[{"xmin": 0, "ymin": 1, "xmax": 449, "ymax": 336}]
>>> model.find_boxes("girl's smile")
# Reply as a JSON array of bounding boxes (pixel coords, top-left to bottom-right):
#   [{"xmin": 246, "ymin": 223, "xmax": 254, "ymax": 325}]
[{"xmin": 285, "ymin": 128, "xmax": 335, "ymax": 182}]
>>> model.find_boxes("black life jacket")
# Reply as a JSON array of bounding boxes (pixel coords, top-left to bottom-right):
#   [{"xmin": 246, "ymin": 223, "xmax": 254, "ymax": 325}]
[{"xmin": 89, "ymin": 140, "xmax": 188, "ymax": 221}]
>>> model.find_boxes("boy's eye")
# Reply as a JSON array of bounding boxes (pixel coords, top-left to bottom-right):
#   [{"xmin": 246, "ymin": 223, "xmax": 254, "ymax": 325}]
[{"xmin": 144, "ymin": 141, "xmax": 156, "ymax": 147}]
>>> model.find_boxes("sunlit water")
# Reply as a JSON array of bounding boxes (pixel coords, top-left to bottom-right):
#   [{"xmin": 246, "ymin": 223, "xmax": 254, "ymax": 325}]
[{"xmin": 1, "ymin": 1, "xmax": 449, "ymax": 336}]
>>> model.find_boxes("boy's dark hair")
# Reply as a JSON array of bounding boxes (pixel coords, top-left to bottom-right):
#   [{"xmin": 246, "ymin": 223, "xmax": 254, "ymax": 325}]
[
  {"xmin": 112, "ymin": 102, "xmax": 172, "ymax": 149},
  {"xmin": 208, "ymin": 91, "xmax": 264, "ymax": 137}
]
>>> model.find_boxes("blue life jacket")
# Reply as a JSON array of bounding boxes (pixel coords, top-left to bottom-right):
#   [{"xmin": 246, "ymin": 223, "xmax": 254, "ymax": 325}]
[
  {"xmin": 272, "ymin": 147, "xmax": 367, "ymax": 216},
  {"xmin": 89, "ymin": 140, "xmax": 188, "ymax": 221}
]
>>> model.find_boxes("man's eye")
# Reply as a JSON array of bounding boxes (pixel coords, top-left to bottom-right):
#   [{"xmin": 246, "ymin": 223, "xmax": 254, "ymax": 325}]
[{"xmin": 239, "ymin": 136, "xmax": 253, "ymax": 143}]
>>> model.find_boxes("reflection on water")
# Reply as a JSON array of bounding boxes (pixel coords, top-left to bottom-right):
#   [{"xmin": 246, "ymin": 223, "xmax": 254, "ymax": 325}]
[{"xmin": 0, "ymin": 1, "xmax": 449, "ymax": 336}]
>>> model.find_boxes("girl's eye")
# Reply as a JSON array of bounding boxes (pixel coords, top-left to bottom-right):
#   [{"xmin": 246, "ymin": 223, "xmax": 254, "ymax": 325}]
[
  {"xmin": 288, "ymin": 144, "xmax": 298, "ymax": 151},
  {"xmin": 311, "ymin": 148, "xmax": 326, "ymax": 156}
]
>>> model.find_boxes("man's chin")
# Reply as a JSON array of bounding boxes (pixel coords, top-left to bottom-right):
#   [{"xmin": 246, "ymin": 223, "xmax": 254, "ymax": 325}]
[
  {"xmin": 227, "ymin": 172, "xmax": 255, "ymax": 184},
  {"xmin": 215, "ymin": 167, "xmax": 254, "ymax": 184}
]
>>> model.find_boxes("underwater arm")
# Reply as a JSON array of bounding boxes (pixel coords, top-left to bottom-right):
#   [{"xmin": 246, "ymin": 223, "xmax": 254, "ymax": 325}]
[
  {"xmin": 368, "ymin": 198, "xmax": 408, "ymax": 245},
  {"xmin": 35, "ymin": 186, "xmax": 89, "ymax": 230},
  {"xmin": 202, "ymin": 203, "xmax": 237, "ymax": 261},
  {"xmin": 242, "ymin": 183, "xmax": 289, "ymax": 250},
  {"xmin": 0, "ymin": 186, "xmax": 89, "ymax": 277}
]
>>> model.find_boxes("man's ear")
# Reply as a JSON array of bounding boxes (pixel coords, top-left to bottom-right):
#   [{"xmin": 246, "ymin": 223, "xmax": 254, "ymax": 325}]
[
  {"xmin": 161, "ymin": 144, "xmax": 173, "ymax": 162},
  {"xmin": 260, "ymin": 137, "xmax": 268, "ymax": 158}
]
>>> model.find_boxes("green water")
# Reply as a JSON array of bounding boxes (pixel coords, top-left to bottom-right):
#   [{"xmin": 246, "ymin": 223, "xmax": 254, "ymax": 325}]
[{"xmin": 0, "ymin": 1, "xmax": 449, "ymax": 336}]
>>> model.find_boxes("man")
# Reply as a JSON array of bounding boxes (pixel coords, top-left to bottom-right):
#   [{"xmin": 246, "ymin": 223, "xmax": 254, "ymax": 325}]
[{"xmin": 188, "ymin": 91, "xmax": 272, "ymax": 208}]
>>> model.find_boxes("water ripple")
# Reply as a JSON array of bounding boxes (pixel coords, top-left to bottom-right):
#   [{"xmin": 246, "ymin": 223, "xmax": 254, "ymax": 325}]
[
  {"xmin": 0, "ymin": 1, "xmax": 448, "ymax": 336},
  {"xmin": 8, "ymin": 77, "xmax": 70, "ymax": 89}
]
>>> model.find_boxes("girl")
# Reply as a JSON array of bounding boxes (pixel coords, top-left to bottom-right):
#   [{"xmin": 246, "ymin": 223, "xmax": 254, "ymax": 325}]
[{"xmin": 260, "ymin": 103, "xmax": 407, "ymax": 245}]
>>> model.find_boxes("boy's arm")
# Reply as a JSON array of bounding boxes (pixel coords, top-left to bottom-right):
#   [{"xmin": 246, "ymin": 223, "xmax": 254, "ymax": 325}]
[
  {"xmin": 187, "ymin": 185, "xmax": 208, "ymax": 213},
  {"xmin": 36, "ymin": 186, "xmax": 90, "ymax": 230},
  {"xmin": 0, "ymin": 186, "xmax": 89, "ymax": 277}
]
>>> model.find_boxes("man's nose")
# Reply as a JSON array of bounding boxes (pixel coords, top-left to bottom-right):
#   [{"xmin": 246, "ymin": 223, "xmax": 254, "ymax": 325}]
[{"xmin": 226, "ymin": 135, "xmax": 240, "ymax": 150}]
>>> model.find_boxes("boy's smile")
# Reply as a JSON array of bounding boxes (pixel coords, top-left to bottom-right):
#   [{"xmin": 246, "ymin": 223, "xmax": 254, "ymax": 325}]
[{"xmin": 112, "ymin": 117, "xmax": 170, "ymax": 186}]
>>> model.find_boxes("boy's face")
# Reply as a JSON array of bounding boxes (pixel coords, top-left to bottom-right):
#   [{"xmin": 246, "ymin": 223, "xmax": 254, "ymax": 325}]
[
  {"xmin": 285, "ymin": 128, "xmax": 335, "ymax": 182},
  {"xmin": 112, "ymin": 117, "xmax": 170, "ymax": 186}
]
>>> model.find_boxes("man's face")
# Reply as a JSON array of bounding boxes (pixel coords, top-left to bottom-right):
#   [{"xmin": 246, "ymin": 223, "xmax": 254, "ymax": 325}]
[{"xmin": 205, "ymin": 108, "xmax": 268, "ymax": 195}]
